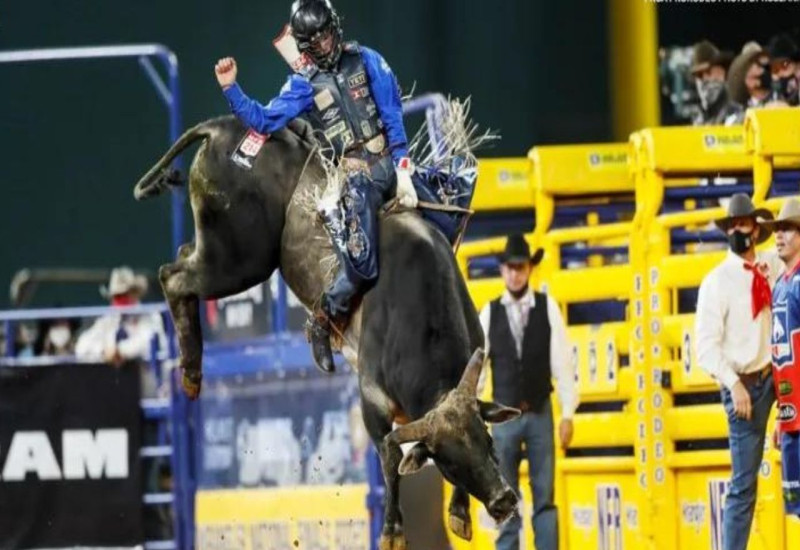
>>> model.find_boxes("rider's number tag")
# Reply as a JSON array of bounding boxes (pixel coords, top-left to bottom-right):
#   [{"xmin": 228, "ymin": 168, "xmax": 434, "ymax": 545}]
[{"xmin": 231, "ymin": 129, "xmax": 268, "ymax": 170}]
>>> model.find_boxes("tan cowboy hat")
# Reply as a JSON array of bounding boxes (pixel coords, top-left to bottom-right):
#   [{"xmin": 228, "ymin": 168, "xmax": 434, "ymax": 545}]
[
  {"xmin": 761, "ymin": 199, "xmax": 800, "ymax": 230},
  {"xmin": 714, "ymin": 193, "xmax": 773, "ymax": 243},
  {"xmin": 726, "ymin": 41, "xmax": 767, "ymax": 105},
  {"xmin": 100, "ymin": 266, "xmax": 148, "ymax": 298}
]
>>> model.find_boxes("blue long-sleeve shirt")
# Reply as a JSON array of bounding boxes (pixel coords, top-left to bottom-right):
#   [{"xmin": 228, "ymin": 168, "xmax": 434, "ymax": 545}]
[{"xmin": 223, "ymin": 46, "xmax": 409, "ymax": 164}]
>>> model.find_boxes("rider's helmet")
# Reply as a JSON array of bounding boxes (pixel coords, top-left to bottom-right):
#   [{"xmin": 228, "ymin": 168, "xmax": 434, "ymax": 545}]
[{"xmin": 289, "ymin": 0, "xmax": 343, "ymax": 70}]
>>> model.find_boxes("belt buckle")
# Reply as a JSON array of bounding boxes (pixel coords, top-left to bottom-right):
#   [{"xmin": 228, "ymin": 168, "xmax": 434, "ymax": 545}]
[{"xmin": 364, "ymin": 134, "xmax": 386, "ymax": 155}]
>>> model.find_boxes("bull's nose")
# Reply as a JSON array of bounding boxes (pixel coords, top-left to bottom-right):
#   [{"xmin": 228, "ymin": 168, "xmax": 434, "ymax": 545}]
[{"xmin": 487, "ymin": 489, "xmax": 519, "ymax": 524}]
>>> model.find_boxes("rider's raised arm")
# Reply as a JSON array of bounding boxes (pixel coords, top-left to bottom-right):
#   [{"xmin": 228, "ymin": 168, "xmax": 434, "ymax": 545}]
[
  {"xmin": 223, "ymin": 74, "xmax": 315, "ymax": 135},
  {"xmin": 359, "ymin": 46, "xmax": 409, "ymax": 165}
]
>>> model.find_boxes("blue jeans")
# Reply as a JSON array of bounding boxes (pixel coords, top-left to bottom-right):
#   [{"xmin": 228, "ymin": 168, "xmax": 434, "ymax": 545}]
[
  {"xmin": 492, "ymin": 400, "xmax": 558, "ymax": 550},
  {"xmin": 721, "ymin": 371, "xmax": 775, "ymax": 550}
]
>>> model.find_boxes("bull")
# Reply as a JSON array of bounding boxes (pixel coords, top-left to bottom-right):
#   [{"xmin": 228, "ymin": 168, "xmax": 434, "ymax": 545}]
[{"xmin": 134, "ymin": 115, "xmax": 520, "ymax": 547}]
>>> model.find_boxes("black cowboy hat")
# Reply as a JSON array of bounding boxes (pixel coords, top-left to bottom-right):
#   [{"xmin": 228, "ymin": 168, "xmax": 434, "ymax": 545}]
[
  {"xmin": 691, "ymin": 40, "xmax": 735, "ymax": 75},
  {"xmin": 714, "ymin": 193, "xmax": 774, "ymax": 243},
  {"xmin": 767, "ymin": 33, "xmax": 800, "ymax": 63},
  {"xmin": 500, "ymin": 234, "xmax": 544, "ymax": 266}
]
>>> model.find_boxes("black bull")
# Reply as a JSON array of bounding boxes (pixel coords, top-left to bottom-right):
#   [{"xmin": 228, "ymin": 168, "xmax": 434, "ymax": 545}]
[{"xmin": 134, "ymin": 116, "xmax": 520, "ymax": 546}]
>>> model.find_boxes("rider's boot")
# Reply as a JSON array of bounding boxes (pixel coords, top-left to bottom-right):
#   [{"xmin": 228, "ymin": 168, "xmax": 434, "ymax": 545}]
[{"xmin": 306, "ymin": 309, "xmax": 336, "ymax": 374}]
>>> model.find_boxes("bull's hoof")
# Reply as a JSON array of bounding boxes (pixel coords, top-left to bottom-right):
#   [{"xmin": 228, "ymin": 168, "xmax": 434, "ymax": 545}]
[
  {"xmin": 378, "ymin": 534, "xmax": 407, "ymax": 550},
  {"xmin": 448, "ymin": 513, "xmax": 472, "ymax": 541},
  {"xmin": 181, "ymin": 370, "xmax": 203, "ymax": 400}
]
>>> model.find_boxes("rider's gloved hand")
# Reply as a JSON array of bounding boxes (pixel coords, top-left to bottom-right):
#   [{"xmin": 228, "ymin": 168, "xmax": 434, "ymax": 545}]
[
  {"xmin": 215, "ymin": 57, "xmax": 238, "ymax": 90},
  {"xmin": 395, "ymin": 157, "xmax": 418, "ymax": 209}
]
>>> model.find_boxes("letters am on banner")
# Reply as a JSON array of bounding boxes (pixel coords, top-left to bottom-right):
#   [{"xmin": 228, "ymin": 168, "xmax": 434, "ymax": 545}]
[{"xmin": 0, "ymin": 362, "xmax": 143, "ymax": 549}]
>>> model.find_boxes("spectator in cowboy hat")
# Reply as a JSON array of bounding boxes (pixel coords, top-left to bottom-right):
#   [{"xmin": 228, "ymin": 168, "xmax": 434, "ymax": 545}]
[
  {"xmin": 76, "ymin": 267, "xmax": 166, "ymax": 396},
  {"xmin": 477, "ymin": 234, "xmax": 576, "ymax": 550},
  {"xmin": 766, "ymin": 33, "xmax": 800, "ymax": 106},
  {"xmin": 725, "ymin": 42, "xmax": 772, "ymax": 124},
  {"xmin": 695, "ymin": 193, "xmax": 783, "ymax": 549},
  {"xmin": 690, "ymin": 39, "xmax": 741, "ymax": 125}
]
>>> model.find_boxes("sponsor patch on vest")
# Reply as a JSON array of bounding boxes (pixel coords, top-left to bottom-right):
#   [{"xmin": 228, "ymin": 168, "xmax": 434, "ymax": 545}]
[
  {"xmin": 348, "ymin": 71, "xmax": 367, "ymax": 88},
  {"xmin": 324, "ymin": 120, "xmax": 347, "ymax": 140},
  {"xmin": 231, "ymin": 129, "xmax": 268, "ymax": 170},
  {"xmin": 780, "ymin": 380, "xmax": 794, "ymax": 396},
  {"xmin": 351, "ymin": 86, "xmax": 369, "ymax": 100},
  {"xmin": 779, "ymin": 403, "xmax": 798, "ymax": 422},
  {"xmin": 314, "ymin": 89, "xmax": 335, "ymax": 110},
  {"xmin": 360, "ymin": 120, "xmax": 374, "ymax": 139},
  {"xmin": 321, "ymin": 107, "xmax": 341, "ymax": 122}
]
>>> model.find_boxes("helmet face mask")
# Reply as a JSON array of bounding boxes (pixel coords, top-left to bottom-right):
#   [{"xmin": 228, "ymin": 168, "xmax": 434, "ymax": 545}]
[{"xmin": 290, "ymin": 0, "xmax": 343, "ymax": 70}]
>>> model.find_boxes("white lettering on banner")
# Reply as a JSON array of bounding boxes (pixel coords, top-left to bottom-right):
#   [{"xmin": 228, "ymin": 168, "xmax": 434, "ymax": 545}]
[
  {"xmin": 62, "ymin": 429, "xmax": 128, "ymax": 479},
  {"xmin": 1, "ymin": 429, "xmax": 128, "ymax": 481},
  {"xmin": 1, "ymin": 432, "xmax": 61, "ymax": 481}
]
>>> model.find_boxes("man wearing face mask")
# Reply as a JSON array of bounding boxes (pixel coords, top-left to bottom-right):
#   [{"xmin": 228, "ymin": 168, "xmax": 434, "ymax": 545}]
[
  {"xmin": 695, "ymin": 194, "xmax": 782, "ymax": 550},
  {"xmin": 478, "ymin": 234, "xmax": 577, "ymax": 550},
  {"xmin": 725, "ymin": 42, "xmax": 772, "ymax": 125},
  {"xmin": 690, "ymin": 40, "xmax": 741, "ymax": 126},
  {"xmin": 767, "ymin": 33, "xmax": 800, "ymax": 106}
]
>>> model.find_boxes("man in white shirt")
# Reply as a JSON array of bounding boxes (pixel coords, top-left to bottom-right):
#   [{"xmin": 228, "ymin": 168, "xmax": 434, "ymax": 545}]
[
  {"xmin": 76, "ymin": 267, "xmax": 166, "ymax": 396},
  {"xmin": 695, "ymin": 193, "xmax": 780, "ymax": 550},
  {"xmin": 478, "ymin": 234, "xmax": 577, "ymax": 550}
]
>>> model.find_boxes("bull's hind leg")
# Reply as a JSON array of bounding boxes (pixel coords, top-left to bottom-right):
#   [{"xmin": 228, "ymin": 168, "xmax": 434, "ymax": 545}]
[{"xmin": 159, "ymin": 257, "xmax": 204, "ymax": 399}]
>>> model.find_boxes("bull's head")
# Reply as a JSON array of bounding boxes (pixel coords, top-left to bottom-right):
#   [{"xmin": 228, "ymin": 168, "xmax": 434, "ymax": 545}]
[{"xmin": 386, "ymin": 348, "xmax": 520, "ymax": 524}]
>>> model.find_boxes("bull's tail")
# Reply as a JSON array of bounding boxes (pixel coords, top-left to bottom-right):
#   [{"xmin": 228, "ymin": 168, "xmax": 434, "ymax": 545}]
[{"xmin": 133, "ymin": 120, "xmax": 218, "ymax": 201}]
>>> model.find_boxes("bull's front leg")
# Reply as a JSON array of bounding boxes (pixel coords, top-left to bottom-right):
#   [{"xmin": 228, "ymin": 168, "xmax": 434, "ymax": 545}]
[
  {"xmin": 448, "ymin": 485, "xmax": 473, "ymax": 541},
  {"xmin": 360, "ymin": 383, "xmax": 407, "ymax": 550},
  {"xmin": 377, "ymin": 437, "xmax": 407, "ymax": 550}
]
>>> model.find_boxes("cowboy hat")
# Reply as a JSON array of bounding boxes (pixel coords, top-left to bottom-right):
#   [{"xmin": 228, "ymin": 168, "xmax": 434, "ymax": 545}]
[
  {"xmin": 714, "ymin": 193, "xmax": 773, "ymax": 243},
  {"xmin": 100, "ymin": 266, "xmax": 148, "ymax": 298},
  {"xmin": 726, "ymin": 41, "xmax": 768, "ymax": 105},
  {"xmin": 691, "ymin": 40, "xmax": 734, "ymax": 75},
  {"xmin": 499, "ymin": 234, "xmax": 544, "ymax": 266},
  {"xmin": 760, "ymin": 199, "xmax": 800, "ymax": 230}
]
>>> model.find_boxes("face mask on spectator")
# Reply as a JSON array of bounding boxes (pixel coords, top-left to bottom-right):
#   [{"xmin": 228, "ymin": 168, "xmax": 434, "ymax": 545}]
[
  {"xmin": 758, "ymin": 62, "xmax": 773, "ymax": 92},
  {"xmin": 48, "ymin": 326, "xmax": 71, "ymax": 349},
  {"xmin": 728, "ymin": 229, "xmax": 754, "ymax": 254},
  {"xmin": 697, "ymin": 79, "xmax": 725, "ymax": 109},
  {"xmin": 112, "ymin": 294, "xmax": 138, "ymax": 307},
  {"xmin": 773, "ymin": 75, "xmax": 799, "ymax": 104}
]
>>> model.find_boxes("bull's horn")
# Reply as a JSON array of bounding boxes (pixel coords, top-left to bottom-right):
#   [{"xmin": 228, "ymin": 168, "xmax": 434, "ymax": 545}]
[
  {"xmin": 457, "ymin": 347, "xmax": 486, "ymax": 395},
  {"xmin": 388, "ymin": 418, "xmax": 431, "ymax": 445}
]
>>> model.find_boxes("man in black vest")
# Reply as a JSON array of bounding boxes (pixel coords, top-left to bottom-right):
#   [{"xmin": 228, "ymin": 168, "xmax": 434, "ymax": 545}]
[
  {"xmin": 215, "ymin": 0, "xmax": 416, "ymax": 374},
  {"xmin": 479, "ymin": 234, "xmax": 577, "ymax": 550}
]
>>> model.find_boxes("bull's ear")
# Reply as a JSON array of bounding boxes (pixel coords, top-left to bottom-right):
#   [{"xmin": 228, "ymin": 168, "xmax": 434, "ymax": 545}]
[
  {"xmin": 398, "ymin": 442, "xmax": 430, "ymax": 476},
  {"xmin": 478, "ymin": 400, "xmax": 521, "ymax": 424}
]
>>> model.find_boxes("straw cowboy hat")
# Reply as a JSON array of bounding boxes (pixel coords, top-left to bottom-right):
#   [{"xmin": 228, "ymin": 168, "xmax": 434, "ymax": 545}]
[
  {"xmin": 100, "ymin": 266, "xmax": 148, "ymax": 298},
  {"xmin": 499, "ymin": 234, "xmax": 544, "ymax": 266},
  {"xmin": 714, "ymin": 193, "xmax": 773, "ymax": 243},
  {"xmin": 726, "ymin": 41, "xmax": 767, "ymax": 105},
  {"xmin": 761, "ymin": 199, "xmax": 800, "ymax": 230}
]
